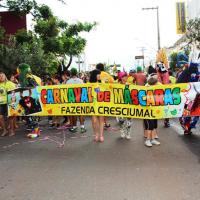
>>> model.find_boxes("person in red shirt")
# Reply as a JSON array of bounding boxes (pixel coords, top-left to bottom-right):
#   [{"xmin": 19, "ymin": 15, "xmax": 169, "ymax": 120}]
[{"xmin": 133, "ymin": 66, "xmax": 147, "ymax": 86}]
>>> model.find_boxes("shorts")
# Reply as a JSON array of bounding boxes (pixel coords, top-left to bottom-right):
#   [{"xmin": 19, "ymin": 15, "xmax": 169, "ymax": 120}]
[
  {"xmin": 144, "ymin": 119, "xmax": 157, "ymax": 131},
  {"xmin": 0, "ymin": 104, "xmax": 7, "ymax": 116}
]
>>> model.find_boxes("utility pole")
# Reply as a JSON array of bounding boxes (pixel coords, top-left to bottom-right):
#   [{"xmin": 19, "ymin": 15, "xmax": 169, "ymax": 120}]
[
  {"xmin": 137, "ymin": 47, "xmax": 146, "ymax": 67},
  {"xmin": 141, "ymin": 47, "xmax": 145, "ymax": 67},
  {"xmin": 142, "ymin": 6, "xmax": 161, "ymax": 51},
  {"xmin": 76, "ymin": 56, "xmax": 84, "ymax": 72}
]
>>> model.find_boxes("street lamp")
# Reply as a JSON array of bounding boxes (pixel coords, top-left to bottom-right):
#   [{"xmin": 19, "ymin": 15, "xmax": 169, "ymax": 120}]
[{"xmin": 142, "ymin": 6, "xmax": 161, "ymax": 51}]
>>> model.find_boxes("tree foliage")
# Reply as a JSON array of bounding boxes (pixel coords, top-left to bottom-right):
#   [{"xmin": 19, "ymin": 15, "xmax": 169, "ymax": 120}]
[
  {"xmin": 0, "ymin": 0, "xmax": 96, "ymax": 75},
  {"xmin": 0, "ymin": 36, "xmax": 54, "ymax": 75},
  {"xmin": 6, "ymin": 0, "xmax": 37, "ymax": 15},
  {"xmin": 34, "ymin": 4, "xmax": 96, "ymax": 58},
  {"xmin": 0, "ymin": 24, "xmax": 5, "ymax": 41}
]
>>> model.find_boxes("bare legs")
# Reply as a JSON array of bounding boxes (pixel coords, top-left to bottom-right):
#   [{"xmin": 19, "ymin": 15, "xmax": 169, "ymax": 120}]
[
  {"xmin": 8, "ymin": 117, "xmax": 15, "ymax": 136},
  {"xmin": 146, "ymin": 129, "xmax": 157, "ymax": 140},
  {"xmin": 92, "ymin": 116, "xmax": 104, "ymax": 142},
  {"xmin": 0, "ymin": 115, "xmax": 7, "ymax": 136}
]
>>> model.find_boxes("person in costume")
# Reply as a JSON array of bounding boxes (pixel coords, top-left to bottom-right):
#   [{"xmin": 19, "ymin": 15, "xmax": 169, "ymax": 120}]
[
  {"xmin": 156, "ymin": 62, "xmax": 171, "ymax": 128},
  {"xmin": 18, "ymin": 63, "xmax": 42, "ymax": 87},
  {"xmin": 156, "ymin": 49, "xmax": 171, "ymax": 127},
  {"xmin": 177, "ymin": 62, "xmax": 200, "ymax": 135},
  {"xmin": 118, "ymin": 72, "xmax": 132, "ymax": 140},
  {"xmin": 17, "ymin": 63, "xmax": 42, "ymax": 136}
]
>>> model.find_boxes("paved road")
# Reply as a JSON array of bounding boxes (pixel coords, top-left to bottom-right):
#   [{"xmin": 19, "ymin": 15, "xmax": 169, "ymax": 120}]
[{"xmin": 0, "ymin": 118, "xmax": 200, "ymax": 200}]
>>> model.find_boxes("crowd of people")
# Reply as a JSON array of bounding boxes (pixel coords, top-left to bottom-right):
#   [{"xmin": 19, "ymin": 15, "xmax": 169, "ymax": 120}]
[{"xmin": 0, "ymin": 61, "xmax": 199, "ymax": 147}]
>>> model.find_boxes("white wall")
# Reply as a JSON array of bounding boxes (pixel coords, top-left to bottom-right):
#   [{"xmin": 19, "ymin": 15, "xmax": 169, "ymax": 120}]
[{"xmin": 187, "ymin": 0, "xmax": 200, "ymax": 19}]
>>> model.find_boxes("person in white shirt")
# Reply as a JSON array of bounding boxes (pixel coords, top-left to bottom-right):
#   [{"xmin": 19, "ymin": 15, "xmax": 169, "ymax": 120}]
[{"xmin": 66, "ymin": 68, "xmax": 86, "ymax": 133}]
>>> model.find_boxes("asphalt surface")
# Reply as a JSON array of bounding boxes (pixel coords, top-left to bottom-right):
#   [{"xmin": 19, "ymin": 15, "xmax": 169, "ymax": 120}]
[{"xmin": 0, "ymin": 118, "xmax": 200, "ymax": 200}]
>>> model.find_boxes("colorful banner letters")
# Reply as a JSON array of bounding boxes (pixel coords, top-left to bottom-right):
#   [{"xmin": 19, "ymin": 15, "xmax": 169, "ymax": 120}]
[{"xmin": 7, "ymin": 83, "xmax": 200, "ymax": 119}]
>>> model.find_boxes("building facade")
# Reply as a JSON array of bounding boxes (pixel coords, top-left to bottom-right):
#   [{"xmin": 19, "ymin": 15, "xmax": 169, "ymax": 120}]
[{"xmin": 0, "ymin": 11, "xmax": 27, "ymax": 35}]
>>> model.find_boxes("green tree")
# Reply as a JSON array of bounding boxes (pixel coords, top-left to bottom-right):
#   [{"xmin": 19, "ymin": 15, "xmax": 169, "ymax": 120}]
[
  {"xmin": 0, "ymin": 0, "xmax": 96, "ymax": 74},
  {"xmin": 6, "ymin": 0, "xmax": 37, "ymax": 14},
  {"xmin": 34, "ymin": 4, "xmax": 96, "ymax": 69},
  {"xmin": 0, "ymin": 23, "xmax": 5, "ymax": 40},
  {"xmin": 0, "ymin": 35, "xmax": 51, "ymax": 75}
]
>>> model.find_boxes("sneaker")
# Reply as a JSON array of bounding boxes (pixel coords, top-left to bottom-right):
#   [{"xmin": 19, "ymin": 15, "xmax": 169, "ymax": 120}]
[
  {"xmin": 145, "ymin": 139, "xmax": 152, "ymax": 147},
  {"xmin": 80, "ymin": 127, "xmax": 87, "ymax": 133},
  {"xmin": 120, "ymin": 131, "xmax": 125, "ymax": 138},
  {"xmin": 126, "ymin": 127, "xmax": 131, "ymax": 140},
  {"xmin": 125, "ymin": 134, "xmax": 131, "ymax": 140},
  {"xmin": 69, "ymin": 127, "xmax": 78, "ymax": 133},
  {"xmin": 151, "ymin": 139, "xmax": 161, "ymax": 145}
]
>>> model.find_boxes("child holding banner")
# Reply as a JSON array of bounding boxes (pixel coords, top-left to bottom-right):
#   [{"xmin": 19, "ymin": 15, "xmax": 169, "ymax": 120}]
[
  {"xmin": 118, "ymin": 72, "xmax": 132, "ymax": 140},
  {"xmin": 144, "ymin": 75, "xmax": 160, "ymax": 147},
  {"xmin": 89, "ymin": 69, "xmax": 105, "ymax": 142}
]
